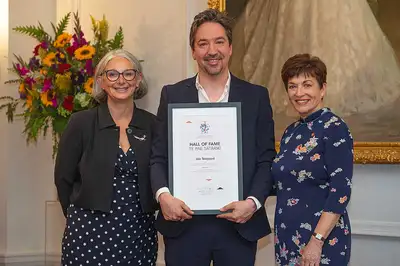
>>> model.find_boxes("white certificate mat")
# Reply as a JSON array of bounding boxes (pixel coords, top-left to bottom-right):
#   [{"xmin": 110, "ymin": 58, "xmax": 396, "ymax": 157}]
[{"xmin": 168, "ymin": 103, "xmax": 243, "ymax": 214}]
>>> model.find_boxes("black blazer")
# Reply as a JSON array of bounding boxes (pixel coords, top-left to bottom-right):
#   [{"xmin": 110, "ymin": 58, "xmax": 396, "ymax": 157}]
[
  {"xmin": 150, "ymin": 74, "xmax": 276, "ymax": 242},
  {"xmin": 55, "ymin": 103, "xmax": 158, "ymax": 217}
]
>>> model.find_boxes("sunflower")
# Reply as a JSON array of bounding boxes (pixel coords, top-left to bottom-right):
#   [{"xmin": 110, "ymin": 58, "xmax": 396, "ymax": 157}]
[
  {"xmin": 53, "ymin": 33, "xmax": 72, "ymax": 48},
  {"xmin": 74, "ymin": 45, "xmax": 96, "ymax": 60},
  {"xmin": 42, "ymin": 52, "xmax": 57, "ymax": 67},
  {"xmin": 84, "ymin": 77, "xmax": 94, "ymax": 94},
  {"xmin": 40, "ymin": 90, "xmax": 56, "ymax": 107}
]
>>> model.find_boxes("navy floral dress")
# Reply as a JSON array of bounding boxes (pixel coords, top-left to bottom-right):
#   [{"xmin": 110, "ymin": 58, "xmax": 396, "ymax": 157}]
[
  {"xmin": 61, "ymin": 146, "xmax": 157, "ymax": 266},
  {"xmin": 271, "ymin": 108, "xmax": 353, "ymax": 266}
]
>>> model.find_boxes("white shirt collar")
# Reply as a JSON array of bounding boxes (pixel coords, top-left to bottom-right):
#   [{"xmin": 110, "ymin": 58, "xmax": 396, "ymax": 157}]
[{"xmin": 195, "ymin": 72, "xmax": 231, "ymax": 94}]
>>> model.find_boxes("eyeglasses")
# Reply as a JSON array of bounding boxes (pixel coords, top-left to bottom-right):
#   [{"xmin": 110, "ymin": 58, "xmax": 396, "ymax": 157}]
[{"xmin": 102, "ymin": 69, "xmax": 138, "ymax": 82}]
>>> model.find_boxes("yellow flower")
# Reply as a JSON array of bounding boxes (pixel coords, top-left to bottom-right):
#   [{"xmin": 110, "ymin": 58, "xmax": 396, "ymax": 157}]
[
  {"xmin": 43, "ymin": 52, "xmax": 56, "ymax": 67},
  {"xmin": 84, "ymin": 78, "xmax": 94, "ymax": 94},
  {"xmin": 26, "ymin": 94, "xmax": 33, "ymax": 109},
  {"xmin": 40, "ymin": 91, "xmax": 53, "ymax": 107},
  {"xmin": 40, "ymin": 68, "xmax": 48, "ymax": 76},
  {"xmin": 53, "ymin": 33, "xmax": 72, "ymax": 48},
  {"xmin": 18, "ymin": 83, "xmax": 25, "ymax": 94},
  {"xmin": 74, "ymin": 45, "xmax": 96, "ymax": 60},
  {"xmin": 91, "ymin": 15, "xmax": 109, "ymax": 42},
  {"xmin": 56, "ymin": 52, "xmax": 65, "ymax": 59},
  {"xmin": 55, "ymin": 74, "xmax": 72, "ymax": 93}
]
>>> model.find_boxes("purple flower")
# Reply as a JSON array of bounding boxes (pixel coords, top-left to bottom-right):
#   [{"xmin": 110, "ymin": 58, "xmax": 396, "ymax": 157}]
[
  {"xmin": 24, "ymin": 77, "xmax": 36, "ymax": 88},
  {"xmin": 16, "ymin": 63, "xmax": 29, "ymax": 76},
  {"xmin": 56, "ymin": 52, "xmax": 67, "ymax": 63},
  {"xmin": 72, "ymin": 31, "xmax": 88, "ymax": 47},
  {"xmin": 71, "ymin": 72, "xmax": 84, "ymax": 86},
  {"xmin": 84, "ymin": 59, "xmax": 93, "ymax": 76},
  {"xmin": 51, "ymin": 97, "xmax": 58, "ymax": 108},
  {"xmin": 42, "ymin": 78, "xmax": 52, "ymax": 92},
  {"xmin": 28, "ymin": 57, "xmax": 40, "ymax": 70}
]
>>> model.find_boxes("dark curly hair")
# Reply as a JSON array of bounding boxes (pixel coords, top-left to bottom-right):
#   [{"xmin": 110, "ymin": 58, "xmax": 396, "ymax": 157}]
[{"xmin": 189, "ymin": 9, "xmax": 233, "ymax": 50}]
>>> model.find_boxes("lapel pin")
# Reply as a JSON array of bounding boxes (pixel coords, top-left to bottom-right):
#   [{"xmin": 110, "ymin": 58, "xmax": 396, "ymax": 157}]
[{"xmin": 133, "ymin": 134, "xmax": 147, "ymax": 141}]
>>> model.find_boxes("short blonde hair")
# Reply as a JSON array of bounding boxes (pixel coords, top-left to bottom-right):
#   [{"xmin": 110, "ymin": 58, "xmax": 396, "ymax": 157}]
[{"xmin": 92, "ymin": 49, "xmax": 148, "ymax": 103}]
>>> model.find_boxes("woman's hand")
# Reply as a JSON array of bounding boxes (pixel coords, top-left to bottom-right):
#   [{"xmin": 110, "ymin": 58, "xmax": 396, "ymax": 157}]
[{"xmin": 301, "ymin": 236, "xmax": 323, "ymax": 266}]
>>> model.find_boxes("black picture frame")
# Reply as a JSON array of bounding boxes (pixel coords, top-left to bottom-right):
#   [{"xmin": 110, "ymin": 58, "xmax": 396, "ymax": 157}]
[{"xmin": 167, "ymin": 102, "xmax": 243, "ymax": 214}]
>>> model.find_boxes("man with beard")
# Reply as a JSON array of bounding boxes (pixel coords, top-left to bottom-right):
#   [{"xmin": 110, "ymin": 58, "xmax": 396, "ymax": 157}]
[{"xmin": 150, "ymin": 9, "xmax": 276, "ymax": 266}]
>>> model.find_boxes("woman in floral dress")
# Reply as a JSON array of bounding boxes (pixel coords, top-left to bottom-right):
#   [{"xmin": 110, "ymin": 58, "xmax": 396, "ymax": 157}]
[{"xmin": 271, "ymin": 54, "xmax": 353, "ymax": 266}]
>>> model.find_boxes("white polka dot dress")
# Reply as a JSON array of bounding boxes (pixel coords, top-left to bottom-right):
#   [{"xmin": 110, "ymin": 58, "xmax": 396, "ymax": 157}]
[{"xmin": 61, "ymin": 146, "xmax": 157, "ymax": 266}]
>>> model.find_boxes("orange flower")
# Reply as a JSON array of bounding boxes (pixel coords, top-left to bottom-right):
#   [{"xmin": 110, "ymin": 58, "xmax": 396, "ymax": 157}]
[
  {"xmin": 339, "ymin": 196, "xmax": 348, "ymax": 204},
  {"xmin": 74, "ymin": 45, "xmax": 95, "ymax": 60},
  {"xmin": 43, "ymin": 52, "xmax": 56, "ymax": 67},
  {"xmin": 40, "ymin": 90, "xmax": 56, "ymax": 107},
  {"xmin": 310, "ymin": 153, "xmax": 321, "ymax": 162},
  {"xmin": 329, "ymin": 237, "xmax": 338, "ymax": 246},
  {"xmin": 53, "ymin": 33, "xmax": 72, "ymax": 48},
  {"xmin": 18, "ymin": 83, "xmax": 25, "ymax": 94},
  {"xmin": 84, "ymin": 77, "xmax": 93, "ymax": 94},
  {"xmin": 40, "ymin": 68, "xmax": 48, "ymax": 76},
  {"xmin": 26, "ymin": 94, "xmax": 33, "ymax": 109}
]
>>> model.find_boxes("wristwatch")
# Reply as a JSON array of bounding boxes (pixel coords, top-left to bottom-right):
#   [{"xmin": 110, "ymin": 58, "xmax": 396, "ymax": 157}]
[{"xmin": 312, "ymin": 232, "xmax": 326, "ymax": 242}]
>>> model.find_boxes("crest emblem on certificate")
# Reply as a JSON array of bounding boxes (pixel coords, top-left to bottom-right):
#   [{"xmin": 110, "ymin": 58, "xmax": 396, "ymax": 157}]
[{"xmin": 200, "ymin": 121, "xmax": 210, "ymax": 134}]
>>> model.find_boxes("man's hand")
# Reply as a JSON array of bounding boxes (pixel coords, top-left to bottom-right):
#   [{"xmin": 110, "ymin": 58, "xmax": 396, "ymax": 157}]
[
  {"xmin": 216, "ymin": 199, "xmax": 257, "ymax": 223},
  {"xmin": 159, "ymin": 193, "xmax": 194, "ymax": 222}
]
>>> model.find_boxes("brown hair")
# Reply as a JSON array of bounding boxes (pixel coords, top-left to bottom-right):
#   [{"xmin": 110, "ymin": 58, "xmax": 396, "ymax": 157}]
[
  {"xmin": 281, "ymin": 54, "xmax": 327, "ymax": 90},
  {"xmin": 189, "ymin": 9, "xmax": 233, "ymax": 50}
]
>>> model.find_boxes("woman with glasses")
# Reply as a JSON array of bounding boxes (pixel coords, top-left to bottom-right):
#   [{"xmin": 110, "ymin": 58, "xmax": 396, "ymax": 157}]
[{"xmin": 55, "ymin": 49, "xmax": 158, "ymax": 265}]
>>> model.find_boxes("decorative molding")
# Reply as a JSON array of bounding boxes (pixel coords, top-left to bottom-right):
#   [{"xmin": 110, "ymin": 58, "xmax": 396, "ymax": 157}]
[
  {"xmin": 351, "ymin": 220, "xmax": 400, "ymax": 238},
  {"xmin": 207, "ymin": 0, "xmax": 225, "ymax": 11},
  {"xmin": 0, "ymin": 252, "xmax": 44, "ymax": 263},
  {"xmin": 352, "ymin": 142, "xmax": 400, "ymax": 164},
  {"xmin": 268, "ymin": 214, "xmax": 400, "ymax": 238}
]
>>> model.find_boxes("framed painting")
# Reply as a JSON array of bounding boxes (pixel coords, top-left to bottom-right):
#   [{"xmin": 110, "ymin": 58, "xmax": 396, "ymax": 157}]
[{"xmin": 208, "ymin": 0, "xmax": 400, "ymax": 164}]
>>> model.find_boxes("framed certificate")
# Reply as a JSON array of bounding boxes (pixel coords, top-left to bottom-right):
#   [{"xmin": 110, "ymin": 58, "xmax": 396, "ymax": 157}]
[{"xmin": 168, "ymin": 103, "xmax": 243, "ymax": 215}]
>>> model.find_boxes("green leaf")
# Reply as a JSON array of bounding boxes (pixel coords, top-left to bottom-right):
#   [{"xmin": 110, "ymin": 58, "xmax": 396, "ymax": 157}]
[
  {"xmin": 23, "ymin": 113, "xmax": 46, "ymax": 143},
  {"xmin": 108, "ymin": 27, "xmax": 124, "ymax": 49},
  {"xmin": 5, "ymin": 79, "xmax": 22, "ymax": 84},
  {"xmin": 52, "ymin": 116, "xmax": 69, "ymax": 135},
  {"xmin": 43, "ymin": 117, "xmax": 50, "ymax": 138},
  {"xmin": 13, "ymin": 54, "xmax": 29, "ymax": 68},
  {"xmin": 0, "ymin": 96, "xmax": 15, "ymax": 101},
  {"xmin": 52, "ymin": 130, "xmax": 60, "ymax": 159},
  {"xmin": 0, "ymin": 97, "xmax": 20, "ymax": 122},
  {"xmin": 56, "ymin": 12, "xmax": 71, "ymax": 36},
  {"xmin": 50, "ymin": 22, "xmax": 57, "ymax": 37},
  {"xmin": 13, "ymin": 24, "xmax": 50, "ymax": 42}
]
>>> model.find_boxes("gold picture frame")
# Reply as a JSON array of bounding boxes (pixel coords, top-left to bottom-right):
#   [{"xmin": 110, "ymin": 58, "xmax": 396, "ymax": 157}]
[{"xmin": 208, "ymin": 0, "xmax": 400, "ymax": 164}]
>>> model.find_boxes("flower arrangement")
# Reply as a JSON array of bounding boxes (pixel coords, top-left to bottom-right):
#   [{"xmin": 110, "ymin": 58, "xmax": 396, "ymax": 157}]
[{"xmin": 0, "ymin": 12, "xmax": 124, "ymax": 156}]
